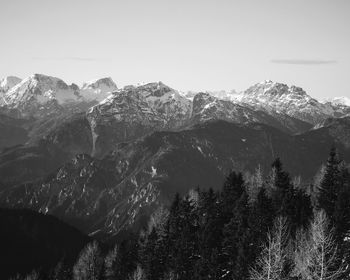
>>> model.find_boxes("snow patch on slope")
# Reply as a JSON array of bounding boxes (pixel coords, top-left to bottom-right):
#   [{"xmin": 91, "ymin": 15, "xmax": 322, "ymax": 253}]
[
  {"xmin": 0, "ymin": 76, "xmax": 22, "ymax": 93},
  {"xmin": 81, "ymin": 77, "xmax": 118, "ymax": 102},
  {"xmin": 323, "ymin": 96, "xmax": 350, "ymax": 107}
]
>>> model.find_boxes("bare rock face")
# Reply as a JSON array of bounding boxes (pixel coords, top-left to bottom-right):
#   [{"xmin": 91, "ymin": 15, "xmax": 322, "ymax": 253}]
[{"xmin": 86, "ymin": 82, "xmax": 192, "ymax": 157}]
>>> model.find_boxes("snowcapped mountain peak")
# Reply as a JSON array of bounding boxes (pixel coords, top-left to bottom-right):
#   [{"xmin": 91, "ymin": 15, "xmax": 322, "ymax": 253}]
[
  {"xmin": 238, "ymin": 81, "xmax": 332, "ymax": 123},
  {"xmin": 0, "ymin": 76, "xmax": 22, "ymax": 93},
  {"xmin": 253, "ymin": 81, "xmax": 307, "ymax": 97},
  {"xmin": 250, "ymin": 81, "xmax": 289, "ymax": 96},
  {"xmin": 82, "ymin": 77, "xmax": 117, "ymax": 90},
  {"xmin": 30, "ymin": 73, "xmax": 49, "ymax": 80},
  {"xmin": 205, "ymin": 89, "xmax": 239, "ymax": 101},
  {"xmin": 2, "ymin": 74, "xmax": 81, "ymax": 117},
  {"xmin": 323, "ymin": 96, "xmax": 350, "ymax": 107},
  {"xmin": 80, "ymin": 77, "xmax": 118, "ymax": 102},
  {"xmin": 244, "ymin": 81, "xmax": 310, "ymax": 99},
  {"xmin": 14, "ymin": 73, "xmax": 70, "ymax": 90},
  {"xmin": 260, "ymin": 79, "xmax": 274, "ymax": 85}
]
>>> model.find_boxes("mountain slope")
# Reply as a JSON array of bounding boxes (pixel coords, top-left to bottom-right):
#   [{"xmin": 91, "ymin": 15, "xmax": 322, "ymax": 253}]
[
  {"xmin": 1, "ymin": 119, "xmax": 349, "ymax": 240},
  {"xmin": 0, "ymin": 114, "xmax": 29, "ymax": 151},
  {"xmin": 0, "ymin": 113, "xmax": 93, "ymax": 184},
  {"xmin": 0, "ymin": 79, "xmax": 345, "ymax": 186},
  {"xmin": 191, "ymin": 92, "xmax": 312, "ymax": 134}
]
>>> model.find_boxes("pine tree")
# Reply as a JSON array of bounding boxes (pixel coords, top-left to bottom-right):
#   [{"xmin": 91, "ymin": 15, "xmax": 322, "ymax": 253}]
[
  {"xmin": 269, "ymin": 158, "xmax": 292, "ymax": 213},
  {"xmin": 166, "ymin": 193, "xmax": 182, "ymax": 274},
  {"xmin": 166, "ymin": 194, "xmax": 199, "ymax": 279},
  {"xmin": 50, "ymin": 260, "xmax": 71, "ymax": 280},
  {"xmin": 332, "ymin": 163, "xmax": 350, "ymax": 243},
  {"xmin": 269, "ymin": 158, "xmax": 313, "ymax": 234},
  {"xmin": 142, "ymin": 228, "xmax": 164, "ymax": 280},
  {"xmin": 316, "ymin": 149, "xmax": 350, "ymax": 278},
  {"xmin": 195, "ymin": 189, "xmax": 222, "ymax": 280},
  {"xmin": 198, "ymin": 188, "xmax": 222, "ymax": 254},
  {"xmin": 292, "ymin": 188, "xmax": 313, "ymax": 229},
  {"xmin": 249, "ymin": 187, "xmax": 275, "ymax": 249},
  {"xmin": 221, "ymin": 172, "xmax": 245, "ymax": 221},
  {"xmin": 318, "ymin": 147, "xmax": 341, "ymax": 216},
  {"xmin": 118, "ymin": 236, "xmax": 139, "ymax": 279},
  {"xmin": 221, "ymin": 190, "xmax": 251, "ymax": 280}
]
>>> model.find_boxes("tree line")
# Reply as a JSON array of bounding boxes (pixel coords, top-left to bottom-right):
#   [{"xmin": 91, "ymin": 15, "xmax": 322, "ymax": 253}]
[{"xmin": 13, "ymin": 148, "xmax": 350, "ymax": 280}]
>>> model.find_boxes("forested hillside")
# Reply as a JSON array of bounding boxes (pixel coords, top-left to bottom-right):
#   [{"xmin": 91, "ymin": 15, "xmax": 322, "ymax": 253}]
[{"xmin": 10, "ymin": 148, "xmax": 350, "ymax": 280}]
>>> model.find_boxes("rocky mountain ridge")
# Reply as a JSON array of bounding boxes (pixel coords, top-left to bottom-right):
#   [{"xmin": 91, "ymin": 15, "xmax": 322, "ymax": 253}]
[
  {"xmin": 1, "ymin": 74, "xmax": 348, "ymax": 126},
  {"xmin": 0, "ymin": 74, "xmax": 349, "ymax": 240}
]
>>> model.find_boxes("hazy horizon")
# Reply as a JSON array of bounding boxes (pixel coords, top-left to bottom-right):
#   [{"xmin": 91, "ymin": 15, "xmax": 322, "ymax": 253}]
[{"xmin": 1, "ymin": 0, "xmax": 349, "ymax": 99}]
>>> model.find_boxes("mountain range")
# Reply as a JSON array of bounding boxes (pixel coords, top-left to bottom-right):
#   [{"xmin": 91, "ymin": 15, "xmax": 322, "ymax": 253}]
[{"xmin": 0, "ymin": 73, "xmax": 349, "ymax": 240}]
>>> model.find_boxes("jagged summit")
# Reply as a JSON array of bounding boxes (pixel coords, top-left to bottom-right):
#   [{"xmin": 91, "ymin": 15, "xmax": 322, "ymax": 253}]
[
  {"xmin": 1, "ymin": 74, "xmax": 349, "ymax": 127},
  {"xmin": 0, "ymin": 74, "xmax": 83, "ymax": 118},
  {"xmin": 235, "ymin": 81, "xmax": 331, "ymax": 123},
  {"xmin": 244, "ymin": 81, "xmax": 307, "ymax": 98},
  {"xmin": 135, "ymin": 81, "xmax": 174, "ymax": 97},
  {"xmin": 0, "ymin": 74, "xmax": 122, "ymax": 117},
  {"xmin": 4, "ymin": 73, "xmax": 79, "ymax": 105}
]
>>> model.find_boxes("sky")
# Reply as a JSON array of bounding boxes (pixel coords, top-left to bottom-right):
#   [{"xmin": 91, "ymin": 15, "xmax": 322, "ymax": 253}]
[{"xmin": 0, "ymin": 0, "xmax": 349, "ymax": 99}]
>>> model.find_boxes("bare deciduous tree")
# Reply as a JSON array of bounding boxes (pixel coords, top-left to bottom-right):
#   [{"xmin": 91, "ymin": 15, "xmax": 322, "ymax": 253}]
[
  {"xmin": 147, "ymin": 205, "xmax": 169, "ymax": 236},
  {"xmin": 128, "ymin": 265, "xmax": 145, "ymax": 280},
  {"xmin": 246, "ymin": 165, "xmax": 264, "ymax": 204},
  {"xmin": 73, "ymin": 241, "xmax": 103, "ymax": 280},
  {"xmin": 104, "ymin": 245, "xmax": 119, "ymax": 280},
  {"xmin": 293, "ymin": 210, "xmax": 345, "ymax": 280},
  {"xmin": 250, "ymin": 217, "xmax": 289, "ymax": 280}
]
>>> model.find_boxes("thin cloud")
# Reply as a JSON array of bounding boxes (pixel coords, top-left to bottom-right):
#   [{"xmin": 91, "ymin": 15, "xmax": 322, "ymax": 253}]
[
  {"xmin": 32, "ymin": 56, "xmax": 109, "ymax": 62},
  {"xmin": 270, "ymin": 59, "xmax": 337, "ymax": 65}
]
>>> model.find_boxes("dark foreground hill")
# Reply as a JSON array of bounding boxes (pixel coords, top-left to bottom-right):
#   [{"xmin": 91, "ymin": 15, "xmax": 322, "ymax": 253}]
[{"xmin": 0, "ymin": 208, "xmax": 90, "ymax": 279}]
